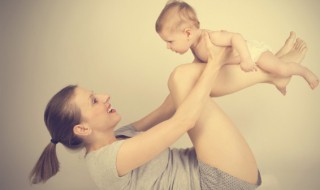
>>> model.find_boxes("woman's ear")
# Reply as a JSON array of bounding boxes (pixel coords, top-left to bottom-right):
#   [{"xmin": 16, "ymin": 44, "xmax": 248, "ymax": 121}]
[{"xmin": 73, "ymin": 124, "xmax": 92, "ymax": 136}]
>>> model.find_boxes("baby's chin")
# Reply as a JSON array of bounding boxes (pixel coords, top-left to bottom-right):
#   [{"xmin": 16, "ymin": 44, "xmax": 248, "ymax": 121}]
[{"xmin": 177, "ymin": 50, "xmax": 188, "ymax": 55}]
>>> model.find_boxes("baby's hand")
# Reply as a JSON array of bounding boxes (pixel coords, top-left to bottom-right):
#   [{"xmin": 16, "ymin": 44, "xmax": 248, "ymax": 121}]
[{"xmin": 240, "ymin": 59, "xmax": 258, "ymax": 72}]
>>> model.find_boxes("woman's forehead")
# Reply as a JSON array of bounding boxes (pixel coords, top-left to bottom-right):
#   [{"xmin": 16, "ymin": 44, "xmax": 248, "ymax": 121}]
[
  {"xmin": 73, "ymin": 87, "xmax": 91, "ymax": 106},
  {"xmin": 75, "ymin": 87, "xmax": 91, "ymax": 96}
]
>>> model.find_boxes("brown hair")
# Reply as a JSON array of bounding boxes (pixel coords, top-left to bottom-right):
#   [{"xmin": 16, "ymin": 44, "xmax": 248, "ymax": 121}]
[
  {"xmin": 155, "ymin": 0, "xmax": 200, "ymax": 33},
  {"xmin": 29, "ymin": 85, "xmax": 83, "ymax": 184}
]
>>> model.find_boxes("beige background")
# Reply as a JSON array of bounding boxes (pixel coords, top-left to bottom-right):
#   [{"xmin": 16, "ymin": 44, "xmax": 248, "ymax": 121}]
[{"xmin": 0, "ymin": 0, "xmax": 319, "ymax": 189}]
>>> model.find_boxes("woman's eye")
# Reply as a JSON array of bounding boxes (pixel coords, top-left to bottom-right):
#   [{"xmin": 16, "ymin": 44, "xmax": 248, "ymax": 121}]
[{"xmin": 92, "ymin": 98, "xmax": 98, "ymax": 104}]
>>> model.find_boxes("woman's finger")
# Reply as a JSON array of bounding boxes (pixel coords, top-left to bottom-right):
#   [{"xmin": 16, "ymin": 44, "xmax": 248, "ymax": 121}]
[
  {"xmin": 204, "ymin": 32, "xmax": 214, "ymax": 51},
  {"xmin": 204, "ymin": 32, "xmax": 226, "ymax": 60}
]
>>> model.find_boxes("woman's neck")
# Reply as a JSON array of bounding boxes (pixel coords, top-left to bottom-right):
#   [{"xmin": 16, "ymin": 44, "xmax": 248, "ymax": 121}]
[{"xmin": 85, "ymin": 131, "xmax": 118, "ymax": 153}]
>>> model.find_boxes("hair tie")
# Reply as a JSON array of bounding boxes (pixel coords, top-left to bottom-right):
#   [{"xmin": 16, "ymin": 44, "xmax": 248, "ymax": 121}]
[{"xmin": 51, "ymin": 139, "xmax": 59, "ymax": 145}]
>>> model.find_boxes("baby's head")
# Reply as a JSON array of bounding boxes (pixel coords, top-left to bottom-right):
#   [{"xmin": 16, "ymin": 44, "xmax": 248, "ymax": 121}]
[
  {"xmin": 155, "ymin": 1, "xmax": 200, "ymax": 54},
  {"xmin": 156, "ymin": 0, "xmax": 200, "ymax": 34}
]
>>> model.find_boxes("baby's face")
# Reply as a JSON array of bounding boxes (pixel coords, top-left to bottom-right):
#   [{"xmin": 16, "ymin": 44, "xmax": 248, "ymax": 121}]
[{"xmin": 158, "ymin": 28, "xmax": 191, "ymax": 55}]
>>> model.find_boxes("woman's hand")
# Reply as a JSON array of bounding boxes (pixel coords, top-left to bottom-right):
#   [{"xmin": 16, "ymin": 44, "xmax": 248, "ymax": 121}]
[{"xmin": 204, "ymin": 31, "xmax": 230, "ymax": 68}]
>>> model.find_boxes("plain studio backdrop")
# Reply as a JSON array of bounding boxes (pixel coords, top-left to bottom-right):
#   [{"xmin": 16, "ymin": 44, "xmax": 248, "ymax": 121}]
[{"xmin": 0, "ymin": 0, "xmax": 319, "ymax": 189}]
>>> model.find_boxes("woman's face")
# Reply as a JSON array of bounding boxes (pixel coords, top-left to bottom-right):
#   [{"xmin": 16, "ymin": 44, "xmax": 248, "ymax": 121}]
[{"xmin": 73, "ymin": 87, "xmax": 121, "ymax": 133}]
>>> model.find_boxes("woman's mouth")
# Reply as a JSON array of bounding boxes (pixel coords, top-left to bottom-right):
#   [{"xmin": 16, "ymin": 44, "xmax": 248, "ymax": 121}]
[
  {"xmin": 107, "ymin": 105, "xmax": 116, "ymax": 113},
  {"xmin": 108, "ymin": 108, "xmax": 116, "ymax": 113}
]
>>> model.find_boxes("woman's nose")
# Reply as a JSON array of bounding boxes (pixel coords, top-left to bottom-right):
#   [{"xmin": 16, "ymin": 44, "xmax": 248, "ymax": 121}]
[
  {"xmin": 103, "ymin": 95, "xmax": 110, "ymax": 103},
  {"xmin": 98, "ymin": 94, "xmax": 110, "ymax": 103}
]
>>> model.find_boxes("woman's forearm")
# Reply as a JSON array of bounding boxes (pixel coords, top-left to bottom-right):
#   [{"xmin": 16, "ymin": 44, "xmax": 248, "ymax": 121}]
[
  {"xmin": 170, "ymin": 34, "xmax": 225, "ymax": 127},
  {"xmin": 130, "ymin": 95, "xmax": 175, "ymax": 131}
]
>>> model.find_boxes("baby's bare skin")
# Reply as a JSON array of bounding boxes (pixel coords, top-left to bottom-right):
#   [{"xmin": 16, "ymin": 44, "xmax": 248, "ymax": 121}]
[{"xmin": 272, "ymin": 34, "xmax": 319, "ymax": 94}]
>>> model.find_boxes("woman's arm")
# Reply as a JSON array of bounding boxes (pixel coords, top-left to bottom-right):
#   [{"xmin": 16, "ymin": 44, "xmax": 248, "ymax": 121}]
[
  {"xmin": 130, "ymin": 94, "xmax": 175, "ymax": 131},
  {"xmin": 116, "ymin": 33, "xmax": 226, "ymax": 176},
  {"xmin": 210, "ymin": 30, "xmax": 255, "ymax": 71}
]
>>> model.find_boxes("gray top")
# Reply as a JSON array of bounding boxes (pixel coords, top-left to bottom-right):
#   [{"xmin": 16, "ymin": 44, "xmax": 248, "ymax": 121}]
[{"xmin": 85, "ymin": 125, "xmax": 201, "ymax": 190}]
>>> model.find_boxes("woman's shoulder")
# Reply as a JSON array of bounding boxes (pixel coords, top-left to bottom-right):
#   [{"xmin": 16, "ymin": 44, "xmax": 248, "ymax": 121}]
[
  {"xmin": 86, "ymin": 140, "xmax": 124, "ymax": 159},
  {"xmin": 86, "ymin": 125, "xmax": 139, "ymax": 159},
  {"xmin": 85, "ymin": 140, "xmax": 130, "ymax": 189},
  {"xmin": 114, "ymin": 125, "xmax": 141, "ymax": 138}
]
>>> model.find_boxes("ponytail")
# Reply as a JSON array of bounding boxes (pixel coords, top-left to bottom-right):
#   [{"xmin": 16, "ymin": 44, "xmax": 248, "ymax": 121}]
[
  {"xmin": 29, "ymin": 142, "xmax": 59, "ymax": 184},
  {"xmin": 29, "ymin": 85, "xmax": 83, "ymax": 184}
]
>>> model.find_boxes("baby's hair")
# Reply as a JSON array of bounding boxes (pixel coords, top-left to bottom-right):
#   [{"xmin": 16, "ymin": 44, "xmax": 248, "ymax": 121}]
[
  {"xmin": 155, "ymin": 0, "xmax": 200, "ymax": 33},
  {"xmin": 29, "ymin": 85, "xmax": 83, "ymax": 184},
  {"xmin": 166, "ymin": 0, "xmax": 181, "ymax": 5}
]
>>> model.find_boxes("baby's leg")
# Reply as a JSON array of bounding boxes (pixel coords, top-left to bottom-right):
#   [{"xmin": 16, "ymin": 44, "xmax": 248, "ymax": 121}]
[
  {"xmin": 179, "ymin": 34, "xmax": 314, "ymax": 97},
  {"xmin": 275, "ymin": 31, "xmax": 297, "ymax": 57},
  {"xmin": 257, "ymin": 51, "xmax": 319, "ymax": 89},
  {"xmin": 271, "ymin": 38, "xmax": 309, "ymax": 93},
  {"xmin": 176, "ymin": 63, "xmax": 272, "ymax": 97},
  {"xmin": 169, "ymin": 68, "xmax": 259, "ymax": 184},
  {"xmin": 207, "ymin": 32, "xmax": 305, "ymax": 96}
]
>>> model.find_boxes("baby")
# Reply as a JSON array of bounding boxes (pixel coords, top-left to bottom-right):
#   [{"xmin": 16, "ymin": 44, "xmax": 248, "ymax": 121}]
[{"xmin": 155, "ymin": 0, "xmax": 319, "ymax": 94}]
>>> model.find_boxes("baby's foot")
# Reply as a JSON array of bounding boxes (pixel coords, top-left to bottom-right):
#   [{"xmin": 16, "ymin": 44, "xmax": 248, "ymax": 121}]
[
  {"xmin": 273, "ymin": 38, "xmax": 308, "ymax": 94},
  {"xmin": 291, "ymin": 40, "xmax": 319, "ymax": 89},
  {"xmin": 273, "ymin": 77, "xmax": 289, "ymax": 95},
  {"xmin": 280, "ymin": 38, "xmax": 319, "ymax": 89},
  {"xmin": 303, "ymin": 69, "xmax": 319, "ymax": 89},
  {"xmin": 280, "ymin": 38, "xmax": 307, "ymax": 64},
  {"xmin": 271, "ymin": 69, "xmax": 318, "ymax": 94},
  {"xmin": 275, "ymin": 31, "xmax": 296, "ymax": 57}
]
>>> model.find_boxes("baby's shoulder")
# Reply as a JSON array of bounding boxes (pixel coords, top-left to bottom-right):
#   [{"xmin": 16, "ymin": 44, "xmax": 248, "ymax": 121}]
[{"xmin": 202, "ymin": 29, "xmax": 226, "ymax": 33}]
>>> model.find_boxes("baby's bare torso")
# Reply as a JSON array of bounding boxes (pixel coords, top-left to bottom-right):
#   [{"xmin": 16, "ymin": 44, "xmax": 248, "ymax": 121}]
[{"xmin": 191, "ymin": 36, "xmax": 241, "ymax": 64}]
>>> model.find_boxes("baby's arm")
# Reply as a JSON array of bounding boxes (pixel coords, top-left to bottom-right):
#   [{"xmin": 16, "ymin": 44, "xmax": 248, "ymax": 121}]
[{"xmin": 209, "ymin": 30, "xmax": 257, "ymax": 71}]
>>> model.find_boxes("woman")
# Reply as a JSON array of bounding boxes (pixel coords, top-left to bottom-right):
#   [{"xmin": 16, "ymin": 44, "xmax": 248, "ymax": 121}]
[{"xmin": 30, "ymin": 32, "xmax": 306, "ymax": 189}]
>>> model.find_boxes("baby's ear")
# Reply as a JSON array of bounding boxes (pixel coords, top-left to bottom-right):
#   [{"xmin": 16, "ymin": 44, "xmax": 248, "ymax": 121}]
[
  {"xmin": 73, "ymin": 124, "xmax": 92, "ymax": 136},
  {"xmin": 184, "ymin": 27, "xmax": 192, "ymax": 38}
]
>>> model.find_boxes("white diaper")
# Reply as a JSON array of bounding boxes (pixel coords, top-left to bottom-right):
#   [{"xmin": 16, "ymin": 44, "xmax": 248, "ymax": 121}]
[{"xmin": 246, "ymin": 40, "xmax": 272, "ymax": 62}]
